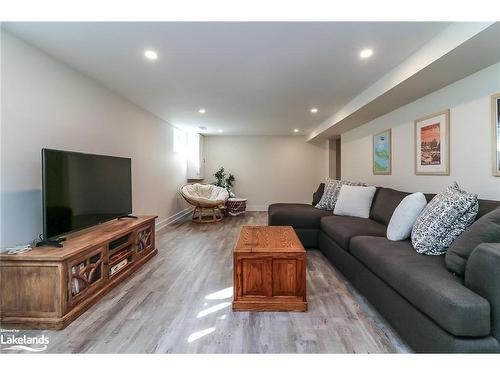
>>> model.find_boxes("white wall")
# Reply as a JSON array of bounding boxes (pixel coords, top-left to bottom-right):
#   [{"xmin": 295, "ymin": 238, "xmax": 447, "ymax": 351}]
[
  {"xmin": 1, "ymin": 31, "xmax": 189, "ymax": 248},
  {"xmin": 342, "ymin": 63, "xmax": 500, "ymax": 200},
  {"xmin": 204, "ymin": 135, "xmax": 328, "ymax": 210}
]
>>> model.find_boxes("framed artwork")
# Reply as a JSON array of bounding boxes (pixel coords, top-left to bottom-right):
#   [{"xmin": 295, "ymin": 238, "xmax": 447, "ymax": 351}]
[
  {"xmin": 492, "ymin": 93, "xmax": 500, "ymax": 177},
  {"xmin": 414, "ymin": 109, "xmax": 450, "ymax": 175},
  {"xmin": 373, "ymin": 129, "xmax": 391, "ymax": 175}
]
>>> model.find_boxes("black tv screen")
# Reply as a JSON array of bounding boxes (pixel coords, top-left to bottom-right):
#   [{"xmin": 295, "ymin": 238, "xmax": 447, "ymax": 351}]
[{"xmin": 42, "ymin": 149, "xmax": 132, "ymax": 240}]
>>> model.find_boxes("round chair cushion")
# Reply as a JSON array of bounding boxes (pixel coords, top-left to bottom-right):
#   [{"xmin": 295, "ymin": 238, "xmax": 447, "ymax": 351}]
[{"xmin": 181, "ymin": 184, "xmax": 229, "ymax": 207}]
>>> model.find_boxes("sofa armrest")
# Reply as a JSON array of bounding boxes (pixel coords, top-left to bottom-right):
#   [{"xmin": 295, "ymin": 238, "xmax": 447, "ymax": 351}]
[
  {"xmin": 312, "ymin": 183, "xmax": 325, "ymax": 206},
  {"xmin": 465, "ymin": 243, "xmax": 500, "ymax": 343}
]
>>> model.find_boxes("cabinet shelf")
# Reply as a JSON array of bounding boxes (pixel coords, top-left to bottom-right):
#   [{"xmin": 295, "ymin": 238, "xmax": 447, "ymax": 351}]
[
  {"xmin": 109, "ymin": 250, "xmax": 132, "ymax": 267},
  {"xmin": 109, "ymin": 258, "xmax": 132, "ymax": 278},
  {"xmin": 109, "ymin": 240, "xmax": 134, "ymax": 257}
]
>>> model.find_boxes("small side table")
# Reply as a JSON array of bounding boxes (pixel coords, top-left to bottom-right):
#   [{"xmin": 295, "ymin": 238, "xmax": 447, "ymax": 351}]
[{"xmin": 226, "ymin": 198, "xmax": 247, "ymax": 216}]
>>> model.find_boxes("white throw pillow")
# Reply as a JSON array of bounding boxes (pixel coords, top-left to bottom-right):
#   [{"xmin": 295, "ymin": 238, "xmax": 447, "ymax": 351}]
[
  {"xmin": 315, "ymin": 178, "xmax": 366, "ymax": 211},
  {"xmin": 333, "ymin": 185, "xmax": 377, "ymax": 219},
  {"xmin": 386, "ymin": 193, "xmax": 427, "ymax": 241}
]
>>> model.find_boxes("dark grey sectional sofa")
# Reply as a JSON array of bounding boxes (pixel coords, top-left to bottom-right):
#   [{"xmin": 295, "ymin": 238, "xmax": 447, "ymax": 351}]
[{"xmin": 268, "ymin": 184, "xmax": 500, "ymax": 353}]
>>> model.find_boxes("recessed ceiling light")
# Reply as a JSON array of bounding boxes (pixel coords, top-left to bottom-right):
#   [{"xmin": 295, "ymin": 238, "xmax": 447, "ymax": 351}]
[
  {"xmin": 217, "ymin": 129, "xmax": 223, "ymax": 133},
  {"xmin": 293, "ymin": 129, "xmax": 299, "ymax": 133},
  {"xmin": 198, "ymin": 126, "xmax": 207, "ymax": 130},
  {"xmin": 199, "ymin": 109, "xmax": 206, "ymax": 114},
  {"xmin": 359, "ymin": 48, "xmax": 373, "ymax": 59},
  {"xmin": 310, "ymin": 108, "xmax": 318, "ymax": 113},
  {"xmin": 144, "ymin": 50, "xmax": 158, "ymax": 60}
]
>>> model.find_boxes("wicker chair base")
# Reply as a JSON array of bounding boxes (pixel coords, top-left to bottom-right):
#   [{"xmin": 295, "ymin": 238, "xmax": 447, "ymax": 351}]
[{"xmin": 192, "ymin": 206, "xmax": 224, "ymax": 223}]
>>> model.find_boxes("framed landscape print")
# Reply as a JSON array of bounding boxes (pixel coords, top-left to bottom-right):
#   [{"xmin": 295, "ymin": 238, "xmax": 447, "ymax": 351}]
[
  {"xmin": 373, "ymin": 129, "xmax": 391, "ymax": 175},
  {"xmin": 492, "ymin": 93, "xmax": 500, "ymax": 177},
  {"xmin": 414, "ymin": 109, "xmax": 450, "ymax": 175}
]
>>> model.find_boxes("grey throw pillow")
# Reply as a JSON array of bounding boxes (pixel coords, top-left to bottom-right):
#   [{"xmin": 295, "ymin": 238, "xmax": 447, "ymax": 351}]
[
  {"xmin": 411, "ymin": 182, "xmax": 479, "ymax": 255},
  {"xmin": 315, "ymin": 179, "xmax": 365, "ymax": 211},
  {"xmin": 445, "ymin": 207, "xmax": 500, "ymax": 275}
]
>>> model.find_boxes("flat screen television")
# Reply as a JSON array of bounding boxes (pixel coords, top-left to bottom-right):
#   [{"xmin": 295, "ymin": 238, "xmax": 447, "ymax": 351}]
[{"xmin": 42, "ymin": 149, "xmax": 132, "ymax": 240}]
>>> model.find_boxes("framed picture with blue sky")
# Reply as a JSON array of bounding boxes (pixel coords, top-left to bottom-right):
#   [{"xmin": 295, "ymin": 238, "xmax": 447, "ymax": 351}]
[{"xmin": 373, "ymin": 129, "xmax": 392, "ymax": 175}]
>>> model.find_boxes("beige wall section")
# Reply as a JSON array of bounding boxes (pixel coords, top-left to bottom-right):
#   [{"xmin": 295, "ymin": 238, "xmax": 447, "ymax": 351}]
[
  {"xmin": 204, "ymin": 136, "xmax": 329, "ymax": 210},
  {"xmin": 341, "ymin": 63, "xmax": 500, "ymax": 200},
  {"xmin": 1, "ymin": 31, "xmax": 188, "ymax": 248}
]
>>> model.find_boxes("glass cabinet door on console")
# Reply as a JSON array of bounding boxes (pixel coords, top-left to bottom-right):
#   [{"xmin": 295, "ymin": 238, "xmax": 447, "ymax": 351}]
[
  {"xmin": 136, "ymin": 224, "xmax": 154, "ymax": 256},
  {"xmin": 67, "ymin": 247, "xmax": 105, "ymax": 307}
]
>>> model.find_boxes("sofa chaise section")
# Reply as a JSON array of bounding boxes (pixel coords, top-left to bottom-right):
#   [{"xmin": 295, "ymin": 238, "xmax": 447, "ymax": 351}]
[
  {"xmin": 268, "ymin": 203, "xmax": 331, "ymax": 248},
  {"xmin": 466, "ymin": 243, "xmax": 500, "ymax": 346},
  {"xmin": 350, "ymin": 236, "xmax": 491, "ymax": 338}
]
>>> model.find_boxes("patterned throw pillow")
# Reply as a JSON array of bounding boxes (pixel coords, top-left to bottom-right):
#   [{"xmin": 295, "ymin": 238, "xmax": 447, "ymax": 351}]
[
  {"xmin": 315, "ymin": 179, "xmax": 366, "ymax": 211},
  {"xmin": 411, "ymin": 182, "xmax": 478, "ymax": 255}
]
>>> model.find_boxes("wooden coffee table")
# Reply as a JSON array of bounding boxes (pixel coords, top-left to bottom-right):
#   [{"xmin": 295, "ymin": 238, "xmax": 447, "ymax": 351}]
[{"xmin": 232, "ymin": 226, "xmax": 307, "ymax": 312}]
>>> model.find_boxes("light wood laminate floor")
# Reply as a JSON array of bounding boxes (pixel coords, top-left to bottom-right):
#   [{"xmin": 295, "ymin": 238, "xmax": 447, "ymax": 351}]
[{"xmin": 1, "ymin": 212, "xmax": 410, "ymax": 353}]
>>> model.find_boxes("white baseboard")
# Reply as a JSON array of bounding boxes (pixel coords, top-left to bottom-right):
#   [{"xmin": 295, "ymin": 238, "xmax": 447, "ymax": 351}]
[
  {"xmin": 155, "ymin": 207, "xmax": 193, "ymax": 232},
  {"xmin": 246, "ymin": 205, "xmax": 268, "ymax": 212}
]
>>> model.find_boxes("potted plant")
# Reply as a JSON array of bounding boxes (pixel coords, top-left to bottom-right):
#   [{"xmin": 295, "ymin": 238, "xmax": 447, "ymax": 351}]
[{"xmin": 213, "ymin": 167, "xmax": 235, "ymax": 198}]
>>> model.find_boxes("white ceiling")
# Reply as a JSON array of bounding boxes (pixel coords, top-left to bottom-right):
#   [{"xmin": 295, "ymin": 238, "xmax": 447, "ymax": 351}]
[
  {"xmin": 3, "ymin": 22, "xmax": 451, "ymax": 135},
  {"xmin": 308, "ymin": 22, "xmax": 500, "ymax": 140}
]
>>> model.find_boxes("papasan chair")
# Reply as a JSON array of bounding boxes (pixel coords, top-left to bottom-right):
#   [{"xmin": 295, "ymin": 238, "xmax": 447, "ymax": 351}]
[{"xmin": 180, "ymin": 183, "xmax": 229, "ymax": 223}]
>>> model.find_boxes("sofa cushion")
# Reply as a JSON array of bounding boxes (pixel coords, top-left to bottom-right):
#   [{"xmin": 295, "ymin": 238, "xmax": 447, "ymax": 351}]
[
  {"xmin": 411, "ymin": 182, "xmax": 479, "ymax": 255},
  {"xmin": 477, "ymin": 199, "xmax": 500, "ymax": 220},
  {"xmin": 387, "ymin": 192, "xmax": 427, "ymax": 241},
  {"xmin": 315, "ymin": 179, "xmax": 365, "ymax": 211},
  {"xmin": 312, "ymin": 183, "xmax": 325, "ymax": 206},
  {"xmin": 370, "ymin": 187, "xmax": 410, "ymax": 225},
  {"xmin": 350, "ymin": 236, "xmax": 491, "ymax": 337},
  {"xmin": 320, "ymin": 215, "xmax": 387, "ymax": 249},
  {"xmin": 334, "ymin": 185, "xmax": 377, "ymax": 218},
  {"xmin": 268, "ymin": 203, "xmax": 332, "ymax": 229},
  {"xmin": 446, "ymin": 208, "xmax": 500, "ymax": 276}
]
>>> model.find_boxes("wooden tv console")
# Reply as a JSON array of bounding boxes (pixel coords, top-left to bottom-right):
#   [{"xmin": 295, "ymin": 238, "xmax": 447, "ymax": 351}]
[{"xmin": 0, "ymin": 216, "xmax": 157, "ymax": 330}]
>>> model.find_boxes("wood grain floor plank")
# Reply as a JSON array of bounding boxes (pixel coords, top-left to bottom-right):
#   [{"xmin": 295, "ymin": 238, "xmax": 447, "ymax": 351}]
[{"xmin": 0, "ymin": 212, "xmax": 410, "ymax": 353}]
